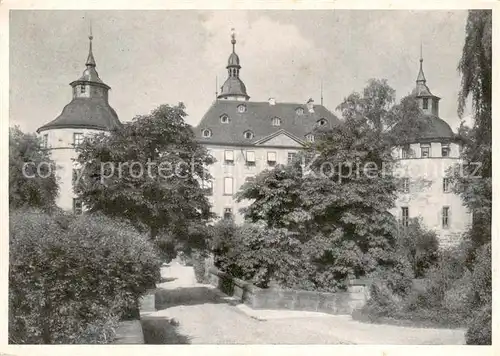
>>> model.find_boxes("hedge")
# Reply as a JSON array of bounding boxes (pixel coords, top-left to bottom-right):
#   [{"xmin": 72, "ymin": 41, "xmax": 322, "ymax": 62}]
[{"xmin": 9, "ymin": 209, "xmax": 161, "ymax": 344}]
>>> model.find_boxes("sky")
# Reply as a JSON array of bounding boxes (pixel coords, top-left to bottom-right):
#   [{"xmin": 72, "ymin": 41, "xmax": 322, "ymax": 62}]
[{"xmin": 9, "ymin": 10, "xmax": 470, "ymax": 134}]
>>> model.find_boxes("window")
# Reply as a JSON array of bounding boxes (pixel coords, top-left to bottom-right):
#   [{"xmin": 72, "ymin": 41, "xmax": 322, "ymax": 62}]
[
  {"xmin": 224, "ymin": 150, "xmax": 234, "ymax": 164},
  {"xmin": 306, "ymin": 134, "xmax": 315, "ymax": 143},
  {"xmin": 317, "ymin": 119, "xmax": 327, "ymax": 126},
  {"xmin": 73, "ymin": 198, "xmax": 83, "ymax": 215},
  {"xmin": 202, "ymin": 180, "xmax": 213, "ymax": 195},
  {"xmin": 401, "ymin": 145, "xmax": 412, "ymax": 159},
  {"xmin": 41, "ymin": 134, "xmax": 48, "ymax": 149},
  {"xmin": 237, "ymin": 104, "xmax": 246, "ymax": 113},
  {"xmin": 423, "ymin": 98, "xmax": 428, "ymax": 110},
  {"xmin": 220, "ymin": 114, "xmax": 229, "ymax": 124},
  {"xmin": 402, "ymin": 178, "xmax": 410, "ymax": 193},
  {"xmin": 401, "ymin": 207, "xmax": 409, "ymax": 227},
  {"xmin": 442, "ymin": 206, "xmax": 450, "ymax": 228},
  {"xmin": 224, "ymin": 177, "xmax": 233, "ymax": 195},
  {"xmin": 73, "ymin": 133, "xmax": 84, "ymax": 147},
  {"xmin": 267, "ymin": 151, "xmax": 277, "ymax": 166},
  {"xmin": 296, "ymin": 107, "xmax": 304, "ymax": 115},
  {"xmin": 244, "ymin": 131, "xmax": 254, "ymax": 139},
  {"xmin": 246, "ymin": 151, "xmax": 255, "ymax": 166},
  {"xmin": 202, "ymin": 129, "xmax": 212, "ymax": 138},
  {"xmin": 443, "ymin": 178, "xmax": 451, "ymax": 193},
  {"xmin": 420, "ymin": 144, "xmax": 430, "ymax": 158},
  {"xmin": 245, "ymin": 176, "xmax": 255, "ymax": 183},
  {"xmin": 441, "ymin": 144, "xmax": 450, "ymax": 157},
  {"xmin": 272, "ymin": 117, "xmax": 281, "ymax": 126},
  {"xmin": 287, "ymin": 152, "xmax": 297, "ymax": 164},
  {"xmin": 80, "ymin": 85, "xmax": 86, "ymax": 94},
  {"xmin": 223, "ymin": 207, "xmax": 233, "ymax": 220}
]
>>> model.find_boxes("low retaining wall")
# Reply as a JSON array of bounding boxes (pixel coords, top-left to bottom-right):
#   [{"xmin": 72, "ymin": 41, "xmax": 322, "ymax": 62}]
[{"xmin": 208, "ymin": 267, "xmax": 370, "ymax": 315}]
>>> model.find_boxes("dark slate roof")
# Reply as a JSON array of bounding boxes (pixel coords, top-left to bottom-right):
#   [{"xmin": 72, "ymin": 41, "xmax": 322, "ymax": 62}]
[
  {"xmin": 71, "ymin": 67, "xmax": 109, "ymax": 88},
  {"xmin": 37, "ymin": 98, "xmax": 121, "ymax": 133},
  {"xmin": 228, "ymin": 52, "xmax": 240, "ymax": 66},
  {"xmin": 412, "ymin": 82, "xmax": 439, "ymax": 98},
  {"xmin": 393, "ymin": 114, "xmax": 457, "ymax": 144},
  {"xmin": 195, "ymin": 100, "xmax": 340, "ymax": 145},
  {"xmin": 218, "ymin": 77, "xmax": 249, "ymax": 99},
  {"xmin": 418, "ymin": 115, "xmax": 455, "ymax": 140}
]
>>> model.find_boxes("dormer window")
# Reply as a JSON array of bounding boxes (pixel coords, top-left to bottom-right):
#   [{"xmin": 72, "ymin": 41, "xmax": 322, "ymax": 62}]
[
  {"xmin": 244, "ymin": 130, "xmax": 254, "ymax": 140},
  {"xmin": 317, "ymin": 118, "xmax": 327, "ymax": 126},
  {"xmin": 296, "ymin": 107, "xmax": 304, "ymax": 115},
  {"xmin": 220, "ymin": 114, "xmax": 230, "ymax": 124},
  {"xmin": 306, "ymin": 134, "xmax": 315, "ymax": 143},
  {"xmin": 237, "ymin": 104, "xmax": 247, "ymax": 113},
  {"xmin": 272, "ymin": 117, "xmax": 282, "ymax": 126},
  {"xmin": 202, "ymin": 129, "xmax": 212, "ymax": 138}
]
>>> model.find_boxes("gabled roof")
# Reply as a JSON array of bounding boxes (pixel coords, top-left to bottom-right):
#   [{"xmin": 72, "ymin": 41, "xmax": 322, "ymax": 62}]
[
  {"xmin": 37, "ymin": 98, "xmax": 121, "ymax": 133},
  {"xmin": 195, "ymin": 100, "xmax": 340, "ymax": 145}
]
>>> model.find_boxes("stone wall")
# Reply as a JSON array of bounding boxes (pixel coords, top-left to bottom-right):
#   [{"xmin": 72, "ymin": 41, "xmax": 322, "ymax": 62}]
[{"xmin": 208, "ymin": 267, "xmax": 370, "ymax": 315}]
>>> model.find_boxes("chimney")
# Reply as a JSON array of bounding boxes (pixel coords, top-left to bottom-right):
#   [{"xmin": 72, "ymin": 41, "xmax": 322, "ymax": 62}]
[
  {"xmin": 268, "ymin": 97, "xmax": 276, "ymax": 106},
  {"xmin": 306, "ymin": 98, "xmax": 314, "ymax": 113}
]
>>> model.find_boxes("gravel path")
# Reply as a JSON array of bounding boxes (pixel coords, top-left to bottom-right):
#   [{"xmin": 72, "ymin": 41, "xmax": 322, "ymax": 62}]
[{"xmin": 148, "ymin": 262, "xmax": 465, "ymax": 344}]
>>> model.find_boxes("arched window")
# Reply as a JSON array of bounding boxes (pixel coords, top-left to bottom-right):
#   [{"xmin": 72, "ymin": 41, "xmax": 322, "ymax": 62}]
[
  {"xmin": 296, "ymin": 107, "xmax": 304, "ymax": 115},
  {"xmin": 237, "ymin": 104, "xmax": 247, "ymax": 113},
  {"xmin": 220, "ymin": 114, "xmax": 230, "ymax": 124},
  {"xmin": 202, "ymin": 129, "xmax": 212, "ymax": 138},
  {"xmin": 306, "ymin": 134, "xmax": 315, "ymax": 143},
  {"xmin": 243, "ymin": 130, "xmax": 254, "ymax": 139},
  {"xmin": 272, "ymin": 117, "xmax": 282, "ymax": 126}
]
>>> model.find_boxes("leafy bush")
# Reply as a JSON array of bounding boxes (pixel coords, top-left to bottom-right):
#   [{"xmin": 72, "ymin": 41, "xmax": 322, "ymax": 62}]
[
  {"xmin": 191, "ymin": 250, "xmax": 210, "ymax": 284},
  {"xmin": 396, "ymin": 219, "xmax": 439, "ymax": 277},
  {"xmin": 9, "ymin": 209, "xmax": 162, "ymax": 344},
  {"xmin": 212, "ymin": 221, "xmax": 305, "ymax": 289},
  {"xmin": 466, "ymin": 304, "xmax": 491, "ymax": 345}
]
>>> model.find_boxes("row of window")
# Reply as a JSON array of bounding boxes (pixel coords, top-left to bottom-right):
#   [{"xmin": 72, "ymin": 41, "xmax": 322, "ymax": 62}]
[
  {"xmin": 401, "ymin": 206, "xmax": 450, "ymax": 229},
  {"xmin": 219, "ymin": 114, "xmax": 328, "ymax": 127},
  {"xmin": 401, "ymin": 177, "xmax": 452, "ymax": 193},
  {"xmin": 40, "ymin": 133, "xmax": 84, "ymax": 149},
  {"xmin": 222, "ymin": 150, "xmax": 297, "ymax": 166},
  {"xmin": 201, "ymin": 128, "xmax": 316, "ymax": 144},
  {"xmin": 401, "ymin": 143, "xmax": 451, "ymax": 159},
  {"xmin": 219, "ymin": 106, "xmax": 308, "ymax": 117}
]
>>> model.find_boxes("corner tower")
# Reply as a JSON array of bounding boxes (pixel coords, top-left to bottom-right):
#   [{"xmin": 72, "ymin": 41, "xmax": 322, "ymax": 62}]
[
  {"xmin": 217, "ymin": 28, "xmax": 250, "ymax": 101},
  {"xmin": 37, "ymin": 25, "xmax": 121, "ymax": 213}
]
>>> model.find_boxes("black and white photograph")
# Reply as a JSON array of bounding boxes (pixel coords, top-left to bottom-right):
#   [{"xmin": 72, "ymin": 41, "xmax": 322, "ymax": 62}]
[{"xmin": 2, "ymin": 1, "xmax": 494, "ymax": 349}]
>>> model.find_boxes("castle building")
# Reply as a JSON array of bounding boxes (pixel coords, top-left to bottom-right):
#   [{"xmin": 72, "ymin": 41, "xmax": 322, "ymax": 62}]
[
  {"xmin": 195, "ymin": 30, "xmax": 340, "ymax": 224},
  {"xmin": 391, "ymin": 55, "xmax": 472, "ymax": 247},
  {"xmin": 37, "ymin": 31, "xmax": 121, "ymax": 213},
  {"xmin": 196, "ymin": 31, "xmax": 471, "ymax": 246}
]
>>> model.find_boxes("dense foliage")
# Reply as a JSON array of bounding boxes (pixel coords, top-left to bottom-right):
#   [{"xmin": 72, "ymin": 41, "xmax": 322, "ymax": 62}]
[
  {"xmin": 9, "ymin": 126, "xmax": 59, "ymax": 211},
  {"xmin": 235, "ymin": 80, "xmax": 429, "ymax": 289},
  {"xmin": 9, "ymin": 209, "xmax": 161, "ymax": 344},
  {"xmin": 74, "ymin": 103, "xmax": 215, "ymax": 245},
  {"xmin": 455, "ymin": 10, "xmax": 492, "ymax": 344}
]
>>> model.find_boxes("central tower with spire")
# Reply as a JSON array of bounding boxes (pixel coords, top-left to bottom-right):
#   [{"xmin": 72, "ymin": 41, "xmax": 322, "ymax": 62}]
[{"xmin": 217, "ymin": 28, "xmax": 250, "ymax": 101}]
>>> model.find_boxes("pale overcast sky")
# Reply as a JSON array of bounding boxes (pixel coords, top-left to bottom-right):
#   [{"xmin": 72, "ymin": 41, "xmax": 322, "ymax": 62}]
[{"xmin": 10, "ymin": 10, "xmax": 470, "ymax": 134}]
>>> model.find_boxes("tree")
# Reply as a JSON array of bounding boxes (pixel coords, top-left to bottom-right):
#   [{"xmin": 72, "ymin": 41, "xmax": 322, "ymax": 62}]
[
  {"xmin": 453, "ymin": 10, "xmax": 492, "ymax": 250},
  {"xmin": 455, "ymin": 10, "xmax": 492, "ymax": 345},
  {"xmin": 237, "ymin": 80, "xmax": 427, "ymax": 288},
  {"xmin": 9, "ymin": 126, "xmax": 59, "ymax": 211},
  {"xmin": 74, "ymin": 103, "xmax": 215, "ymax": 246}
]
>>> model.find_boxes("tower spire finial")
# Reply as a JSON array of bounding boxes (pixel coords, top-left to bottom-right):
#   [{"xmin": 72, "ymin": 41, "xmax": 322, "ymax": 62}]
[
  {"xmin": 86, "ymin": 18, "xmax": 96, "ymax": 67},
  {"xmin": 231, "ymin": 28, "xmax": 236, "ymax": 52},
  {"xmin": 320, "ymin": 79, "xmax": 324, "ymax": 106},
  {"xmin": 416, "ymin": 42, "xmax": 426, "ymax": 84}
]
